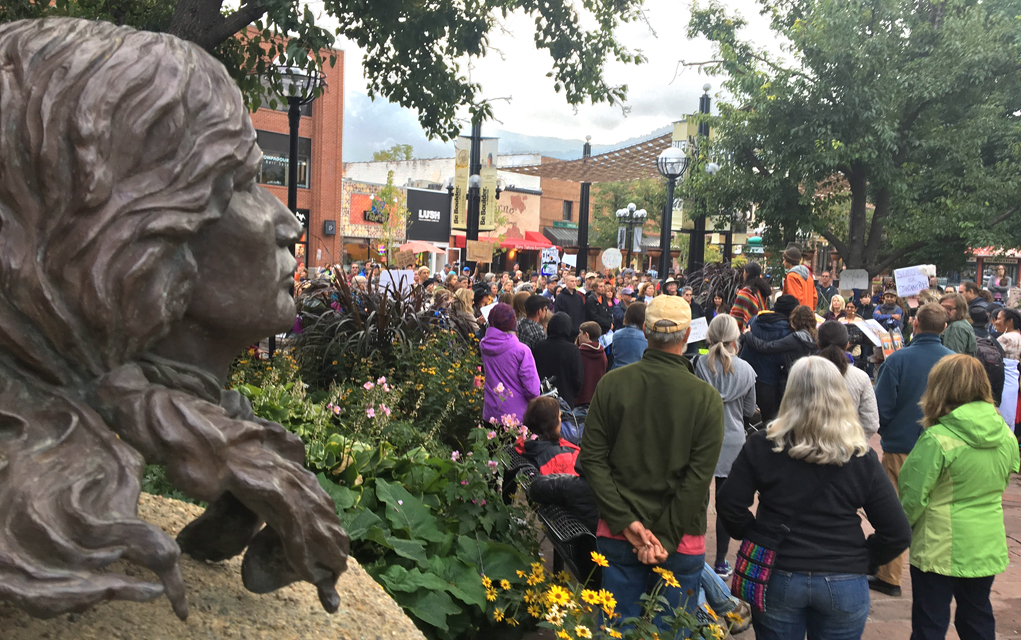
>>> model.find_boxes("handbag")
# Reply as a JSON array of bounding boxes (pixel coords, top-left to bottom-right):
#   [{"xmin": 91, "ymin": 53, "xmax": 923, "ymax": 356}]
[{"xmin": 731, "ymin": 466, "xmax": 843, "ymax": 612}]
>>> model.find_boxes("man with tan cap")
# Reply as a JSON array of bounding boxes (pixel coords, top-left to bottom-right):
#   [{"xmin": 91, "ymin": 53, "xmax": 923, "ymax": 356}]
[{"xmin": 579, "ymin": 296, "xmax": 725, "ymax": 625}]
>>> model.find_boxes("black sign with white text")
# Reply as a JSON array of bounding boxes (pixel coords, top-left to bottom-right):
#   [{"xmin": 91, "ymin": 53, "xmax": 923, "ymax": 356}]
[{"xmin": 406, "ymin": 188, "xmax": 451, "ymax": 243}]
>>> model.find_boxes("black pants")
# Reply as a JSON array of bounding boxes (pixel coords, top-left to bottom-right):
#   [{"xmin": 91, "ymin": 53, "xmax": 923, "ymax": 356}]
[
  {"xmin": 910, "ymin": 566, "xmax": 995, "ymax": 640},
  {"xmin": 755, "ymin": 382, "xmax": 781, "ymax": 423},
  {"xmin": 714, "ymin": 476, "xmax": 730, "ymax": 566}
]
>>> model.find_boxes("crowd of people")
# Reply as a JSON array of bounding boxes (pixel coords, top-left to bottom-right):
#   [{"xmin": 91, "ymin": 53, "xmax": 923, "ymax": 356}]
[{"xmin": 320, "ymin": 253, "xmax": 1021, "ymax": 640}]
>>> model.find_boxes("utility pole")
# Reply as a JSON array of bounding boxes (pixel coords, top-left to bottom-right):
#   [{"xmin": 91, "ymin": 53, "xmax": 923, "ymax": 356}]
[{"xmin": 577, "ymin": 136, "xmax": 592, "ymax": 274}]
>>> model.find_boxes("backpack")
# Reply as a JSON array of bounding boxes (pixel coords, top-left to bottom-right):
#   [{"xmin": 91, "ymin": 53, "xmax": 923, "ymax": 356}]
[{"xmin": 976, "ymin": 337, "xmax": 1005, "ymax": 406}]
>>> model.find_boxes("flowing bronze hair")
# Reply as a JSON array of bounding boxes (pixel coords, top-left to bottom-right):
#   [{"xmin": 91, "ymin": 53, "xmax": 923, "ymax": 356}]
[
  {"xmin": 920, "ymin": 354, "xmax": 995, "ymax": 427},
  {"xmin": 0, "ymin": 18, "xmax": 347, "ymax": 621}
]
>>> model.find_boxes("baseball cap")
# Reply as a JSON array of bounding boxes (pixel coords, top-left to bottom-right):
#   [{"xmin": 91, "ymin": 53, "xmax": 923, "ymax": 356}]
[
  {"xmin": 620, "ymin": 287, "xmax": 635, "ymax": 296},
  {"xmin": 549, "ymin": 275, "xmax": 559, "ymax": 282},
  {"xmin": 645, "ymin": 296, "xmax": 692, "ymax": 334},
  {"xmin": 463, "ymin": 267, "xmax": 470, "ymax": 273},
  {"xmin": 585, "ymin": 272, "xmax": 598, "ymax": 279}
]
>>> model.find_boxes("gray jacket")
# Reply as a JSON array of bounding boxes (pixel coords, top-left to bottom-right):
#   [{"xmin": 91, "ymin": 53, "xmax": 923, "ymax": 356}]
[{"xmin": 694, "ymin": 354, "xmax": 757, "ymax": 477}]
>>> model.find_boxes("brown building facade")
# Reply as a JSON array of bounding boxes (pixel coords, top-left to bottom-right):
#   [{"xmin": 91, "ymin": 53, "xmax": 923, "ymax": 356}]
[{"xmin": 249, "ymin": 50, "xmax": 344, "ymax": 269}]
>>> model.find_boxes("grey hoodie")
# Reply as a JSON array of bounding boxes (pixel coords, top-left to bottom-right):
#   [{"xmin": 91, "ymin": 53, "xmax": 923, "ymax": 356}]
[{"xmin": 694, "ymin": 353, "xmax": 757, "ymax": 477}]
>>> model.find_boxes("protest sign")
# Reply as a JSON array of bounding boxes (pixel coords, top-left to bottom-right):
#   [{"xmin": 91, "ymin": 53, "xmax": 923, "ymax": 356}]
[
  {"xmin": 839, "ymin": 269, "xmax": 870, "ymax": 291},
  {"xmin": 685, "ymin": 316, "xmax": 709, "ymax": 344},
  {"xmin": 378, "ymin": 269, "xmax": 415, "ymax": 296},
  {"xmin": 394, "ymin": 249, "xmax": 416, "ymax": 269},
  {"xmin": 852, "ymin": 319, "xmax": 883, "ymax": 347},
  {"xmin": 540, "ymin": 247, "xmax": 560, "ymax": 276},
  {"xmin": 894, "ymin": 265, "xmax": 929, "ymax": 297},
  {"xmin": 466, "ymin": 240, "xmax": 494, "ymax": 264},
  {"xmin": 480, "ymin": 302, "xmax": 497, "ymax": 321},
  {"xmin": 601, "ymin": 248, "xmax": 623, "ymax": 270}
]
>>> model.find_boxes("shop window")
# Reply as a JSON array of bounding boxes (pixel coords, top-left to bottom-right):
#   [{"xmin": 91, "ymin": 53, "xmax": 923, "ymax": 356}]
[
  {"xmin": 256, "ymin": 130, "xmax": 311, "ymax": 189},
  {"xmin": 562, "ymin": 200, "xmax": 573, "ymax": 221}
]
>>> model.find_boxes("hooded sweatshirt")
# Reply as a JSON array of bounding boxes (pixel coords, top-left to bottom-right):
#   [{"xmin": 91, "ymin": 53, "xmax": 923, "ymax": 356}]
[
  {"xmin": 480, "ymin": 328, "xmax": 541, "ymax": 424},
  {"xmin": 783, "ymin": 264, "xmax": 817, "ymax": 310},
  {"xmin": 576, "ymin": 342, "xmax": 607, "ymax": 406},
  {"xmin": 899, "ymin": 401, "xmax": 1020, "ymax": 577},
  {"xmin": 694, "ymin": 354, "xmax": 757, "ymax": 477},
  {"xmin": 739, "ymin": 312, "xmax": 792, "ymax": 387},
  {"xmin": 532, "ymin": 312, "xmax": 585, "ymax": 407}
]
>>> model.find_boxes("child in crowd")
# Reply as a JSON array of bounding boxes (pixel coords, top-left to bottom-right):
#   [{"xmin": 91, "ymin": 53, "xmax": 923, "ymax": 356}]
[
  {"xmin": 514, "ymin": 396, "xmax": 579, "ymax": 475},
  {"xmin": 576, "ymin": 321, "xmax": 607, "ymax": 406}
]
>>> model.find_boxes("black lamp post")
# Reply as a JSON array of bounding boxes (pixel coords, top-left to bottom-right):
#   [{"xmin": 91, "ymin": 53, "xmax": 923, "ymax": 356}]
[
  {"xmin": 269, "ymin": 65, "xmax": 323, "ymax": 357},
  {"xmin": 656, "ymin": 144, "xmax": 689, "ymax": 280},
  {"xmin": 615, "ymin": 203, "xmax": 647, "ymax": 270}
]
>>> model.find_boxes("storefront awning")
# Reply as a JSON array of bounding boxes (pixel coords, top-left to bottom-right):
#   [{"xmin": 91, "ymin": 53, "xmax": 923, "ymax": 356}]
[
  {"xmin": 544, "ymin": 226, "xmax": 577, "ymax": 247},
  {"xmin": 451, "ymin": 232, "xmax": 557, "ymax": 251}
]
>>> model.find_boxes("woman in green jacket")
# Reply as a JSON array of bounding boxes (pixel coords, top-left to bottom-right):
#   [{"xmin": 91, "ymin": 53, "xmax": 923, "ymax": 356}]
[{"xmin": 899, "ymin": 354, "xmax": 1020, "ymax": 640}]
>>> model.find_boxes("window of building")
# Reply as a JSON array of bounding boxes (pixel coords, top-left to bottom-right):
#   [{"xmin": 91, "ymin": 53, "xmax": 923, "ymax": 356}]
[
  {"xmin": 256, "ymin": 130, "xmax": 311, "ymax": 189},
  {"xmin": 562, "ymin": 200, "xmax": 573, "ymax": 221}
]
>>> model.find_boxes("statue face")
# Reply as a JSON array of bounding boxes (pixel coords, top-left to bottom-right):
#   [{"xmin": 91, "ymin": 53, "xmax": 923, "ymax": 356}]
[{"xmin": 182, "ymin": 169, "xmax": 302, "ymax": 344}]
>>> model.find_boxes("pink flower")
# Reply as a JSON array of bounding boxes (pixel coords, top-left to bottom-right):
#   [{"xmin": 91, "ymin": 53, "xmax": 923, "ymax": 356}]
[
  {"xmin": 477, "ymin": 366, "xmax": 482, "ymax": 372},
  {"xmin": 377, "ymin": 376, "xmax": 387, "ymax": 385},
  {"xmin": 473, "ymin": 376, "xmax": 483, "ymax": 388},
  {"xmin": 397, "ymin": 500, "xmax": 403, "ymax": 505},
  {"xmin": 487, "ymin": 460, "xmax": 498, "ymax": 471},
  {"xmin": 494, "ymin": 382, "xmax": 505, "ymax": 394},
  {"xmin": 333, "ymin": 405, "xmax": 341, "ymax": 415},
  {"xmin": 451, "ymin": 451, "xmax": 460, "ymax": 462},
  {"xmin": 481, "ymin": 500, "xmax": 486, "ymax": 505},
  {"xmin": 382, "ymin": 383, "xmax": 391, "ymax": 392},
  {"xmin": 326, "ymin": 403, "xmax": 334, "ymax": 409},
  {"xmin": 380, "ymin": 404, "xmax": 391, "ymax": 417},
  {"xmin": 366, "ymin": 405, "xmax": 376, "ymax": 418},
  {"xmin": 486, "ymin": 431, "xmax": 496, "ymax": 440},
  {"xmin": 363, "ymin": 381, "xmax": 375, "ymax": 390}
]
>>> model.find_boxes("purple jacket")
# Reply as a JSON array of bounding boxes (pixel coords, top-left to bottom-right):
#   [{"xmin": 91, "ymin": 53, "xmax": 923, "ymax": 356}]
[{"xmin": 480, "ymin": 328, "xmax": 541, "ymax": 424}]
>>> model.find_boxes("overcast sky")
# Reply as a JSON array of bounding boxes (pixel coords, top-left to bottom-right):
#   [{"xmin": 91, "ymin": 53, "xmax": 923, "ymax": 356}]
[{"xmin": 312, "ymin": 0, "xmax": 784, "ymax": 158}]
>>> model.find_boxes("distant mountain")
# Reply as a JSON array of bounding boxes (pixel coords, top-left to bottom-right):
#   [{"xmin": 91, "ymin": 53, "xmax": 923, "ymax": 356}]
[{"xmin": 343, "ymin": 91, "xmax": 672, "ymax": 162}]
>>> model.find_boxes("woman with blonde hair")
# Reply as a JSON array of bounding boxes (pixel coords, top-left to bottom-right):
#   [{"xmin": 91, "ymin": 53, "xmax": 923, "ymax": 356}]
[
  {"xmin": 824, "ymin": 294, "xmax": 845, "ymax": 321},
  {"xmin": 899, "ymin": 355, "xmax": 1020, "ymax": 640},
  {"xmin": 693, "ymin": 314, "xmax": 757, "ymax": 578},
  {"xmin": 718, "ymin": 357, "xmax": 912, "ymax": 638}
]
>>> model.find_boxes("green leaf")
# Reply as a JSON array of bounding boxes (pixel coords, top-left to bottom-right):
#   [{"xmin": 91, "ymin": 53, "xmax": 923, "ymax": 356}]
[
  {"xmin": 317, "ymin": 474, "xmax": 358, "ymax": 510},
  {"xmin": 391, "ymin": 589, "xmax": 461, "ymax": 632},
  {"xmin": 429, "ymin": 555, "xmax": 487, "ymax": 609},
  {"xmin": 375, "ymin": 478, "xmax": 447, "ymax": 543},
  {"xmin": 365, "ymin": 526, "xmax": 429, "ymax": 567},
  {"xmin": 338, "ymin": 506, "xmax": 382, "ymax": 540},
  {"xmin": 376, "ymin": 564, "xmax": 449, "ymax": 593}
]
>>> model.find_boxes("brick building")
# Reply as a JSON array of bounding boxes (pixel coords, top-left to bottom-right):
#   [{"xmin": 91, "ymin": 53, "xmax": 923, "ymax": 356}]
[{"xmin": 249, "ymin": 51, "xmax": 344, "ymax": 269}]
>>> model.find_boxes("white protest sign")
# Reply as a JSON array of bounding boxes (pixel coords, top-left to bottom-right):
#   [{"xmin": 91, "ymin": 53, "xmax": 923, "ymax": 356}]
[
  {"xmin": 540, "ymin": 247, "xmax": 560, "ymax": 276},
  {"xmin": 839, "ymin": 269, "xmax": 870, "ymax": 292},
  {"xmin": 852, "ymin": 319, "xmax": 883, "ymax": 346},
  {"xmin": 378, "ymin": 269, "xmax": 415, "ymax": 296},
  {"xmin": 562, "ymin": 253, "xmax": 577, "ymax": 268},
  {"xmin": 685, "ymin": 316, "xmax": 709, "ymax": 344},
  {"xmin": 894, "ymin": 265, "xmax": 929, "ymax": 297},
  {"xmin": 480, "ymin": 302, "xmax": 497, "ymax": 321},
  {"xmin": 601, "ymin": 248, "xmax": 623, "ymax": 270}
]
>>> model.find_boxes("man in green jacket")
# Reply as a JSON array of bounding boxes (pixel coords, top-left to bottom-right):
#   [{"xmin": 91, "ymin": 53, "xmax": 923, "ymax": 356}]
[
  {"xmin": 579, "ymin": 295, "xmax": 724, "ymax": 623},
  {"xmin": 939, "ymin": 293, "xmax": 977, "ymax": 356}
]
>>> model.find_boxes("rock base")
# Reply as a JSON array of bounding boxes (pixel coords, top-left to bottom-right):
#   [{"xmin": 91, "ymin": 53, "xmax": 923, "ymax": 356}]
[{"xmin": 0, "ymin": 493, "xmax": 426, "ymax": 640}]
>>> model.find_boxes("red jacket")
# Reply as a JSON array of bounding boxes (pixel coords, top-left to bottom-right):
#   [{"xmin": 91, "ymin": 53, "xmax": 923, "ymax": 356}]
[{"xmin": 515, "ymin": 437, "xmax": 580, "ymax": 476}]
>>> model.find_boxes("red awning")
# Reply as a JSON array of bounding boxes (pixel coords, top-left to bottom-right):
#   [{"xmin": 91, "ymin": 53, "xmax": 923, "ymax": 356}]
[{"xmin": 451, "ymin": 232, "xmax": 558, "ymax": 251}]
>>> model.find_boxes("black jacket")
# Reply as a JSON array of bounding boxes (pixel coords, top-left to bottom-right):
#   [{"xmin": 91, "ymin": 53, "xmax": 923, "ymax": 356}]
[
  {"xmin": 584, "ymin": 292, "xmax": 613, "ymax": 335},
  {"xmin": 740, "ymin": 328, "xmax": 817, "ymax": 391},
  {"xmin": 528, "ymin": 473, "xmax": 599, "ymax": 533},
  {"xmin": 532, "ymin": 312, "xmax": 585, "ymax": 407},
  {"xmin": 554, "ymin": 289, "xmax": 586, "ymax": 335},
  {"xmin": 717, "ymin": 432, "xmax": 912, "ymax": 575}
]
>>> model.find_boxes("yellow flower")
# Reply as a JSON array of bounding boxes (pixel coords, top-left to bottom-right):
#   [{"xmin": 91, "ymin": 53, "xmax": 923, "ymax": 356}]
[
  {"xmin": 545, "ymin": 605, "xmax": 564, "ymax": 626},
  {"xmin": 524, "ymin": 588, "xmax": 539, "ymax": 604},
  {"xmin": 485, "ymin": 588, "xmax": 497, "ymax": 602},
  {"xmin": 708, "ymin": 624, "xmax": 725, "ymax": 640},
  {"xmin": 516, "ymin": 570, "xmax": 527, "ymax": 578},
  {"xmin": 332, "ymin": 360, "xmax": 338, "ymax": 365},
  {"xmin": 556, "ymin": 631, "xmax": 571, "ymax": 640},
  {"xmin": 506, "ymin": 617, "xmax": 519, "ymax": 627},
  {"xmin": 581, "ymin": 589, "xmax": 600, "ymax": 605},
  {"xmin": 575, "ymin": 625, "xmax": 593, "ymax": 639},
  {"xmin": 590, "ymin": 551, "xmax": 609, "ymax": 568},
  {"xmin": 482, "ymin": 575, "xmax": 492, "ymax": 589},
  {"xmin": 652, "ymin": 566, "xmax": 681, "ymax": 588},
  {"xmin": 546, "ymin": 584, "xmax": 571, "ymax": 607},
  {"xmin": 527, "ymin": 604, "xmax": 542, "ymax": 618},
  {"xmin": 598, "ymin": 589, "xmax": 617, "ymax": 615},
  {"xmin": 500, "ymin": 579, "xmax": 511, "ymax": 591},
  {"xmin": 493, "ymin": 607, "xmax": 504, "ymax": 622},
  {"xmin": 556, "ymin": 570, "xmax": 572, "ymax": 583},
  {"xmin": 607, "ymin": 628, "xmax": 623, "ymax": 639}
]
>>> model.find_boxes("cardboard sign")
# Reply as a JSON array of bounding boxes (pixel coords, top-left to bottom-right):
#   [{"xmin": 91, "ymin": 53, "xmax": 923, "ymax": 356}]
[
  {"xmin": 394, "ymin": 249, "xmax": 416, "ymax": 269},
  {"xmin": 685, "ymin": 316, "xmax": 709, "ymax": 344},
  {"xmin": 466, "ymin": 240, "xmax": 494, "ymax": 264},
  {"xmin": 602, "ymin": 248, "xmax": 623, "ymax": 270},
  {"xmin": 894, "ymin": 265, "xmax": 929, "ymax": 297},
  {"xmin": 839, "ymin": 269, "xmax": 870, "ymax": 292}
]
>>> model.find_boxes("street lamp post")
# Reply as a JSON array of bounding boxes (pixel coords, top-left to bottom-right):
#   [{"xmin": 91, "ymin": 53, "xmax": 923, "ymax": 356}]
[
  {"xmin": 688, "ymin": 83, "xmax": 712, "ymax": 273},
  {"xmin": 269, "ymin": 65, "xmax": 324, "ymax": 358},
  {"xmin": 656, "ymin": 145, "xmax": 689, "ymax": 280},
  {"xmin": 615, "ymin": 203, "xmax": 647, "ymax": 270}
]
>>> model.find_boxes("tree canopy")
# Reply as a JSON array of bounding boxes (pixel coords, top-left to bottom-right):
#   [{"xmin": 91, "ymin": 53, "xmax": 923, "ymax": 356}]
[
  {"xmin": 373, "ymin": 144, "xmax": 415, "ymax": 162},
  {"xmin": 682, "ymin": 0, "xmax": 1021, "ymax": 276},
  {"xmin": 4, "ymin": 0, "xmax": 647, "ymax": 140},
  {"xmin": 590, "ymin": 179, "xmax": 666, "ymax": 252}
]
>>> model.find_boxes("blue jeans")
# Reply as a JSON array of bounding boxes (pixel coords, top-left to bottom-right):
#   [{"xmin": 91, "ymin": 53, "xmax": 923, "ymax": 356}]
[
  {"xmin": 753, "ymin": 571, "xmax": 869, "ymax": 640},
  {"xmin": 700, "ymin": 562, "xmax": 739, "ymax": 615},
  {"xmin": 597, "ymin": 537, "xmax": 704, "ymax": 627}
]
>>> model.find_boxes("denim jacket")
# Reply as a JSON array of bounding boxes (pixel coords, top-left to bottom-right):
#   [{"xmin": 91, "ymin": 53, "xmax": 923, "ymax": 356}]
[{"xmin": 610, "ymin": 325, "xmax": 647, "ymax": 370}]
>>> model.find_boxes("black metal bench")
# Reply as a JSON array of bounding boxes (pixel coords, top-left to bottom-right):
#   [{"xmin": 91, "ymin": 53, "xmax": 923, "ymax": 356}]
[{"xmin": 501, "ymin": 445, "xmax": 599, "ymax": 585}]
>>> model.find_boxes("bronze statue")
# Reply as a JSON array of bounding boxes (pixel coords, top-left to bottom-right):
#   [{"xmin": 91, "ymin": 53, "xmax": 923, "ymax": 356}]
[{"xmin": 0, "ymin": 18, "xmax": 348, "ymax": 620}]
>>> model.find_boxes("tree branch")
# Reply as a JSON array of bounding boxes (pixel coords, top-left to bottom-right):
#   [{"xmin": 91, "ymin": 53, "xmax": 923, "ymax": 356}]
[
  {"xmin": 820, "ymin": 229, "xmax": 849, "ymax": 261},
  {"xmin": 989, "ymin": 205, "xmax": 1020, "ymax": 227},
  {"xmin": 871, "ymin": 240, "xmax": 927, "ymax": 276},
  {"xmin": 743, "ymin": 148, "xmax": 771, "ymax": 178},
  {"xmin": 168, "ymin": 0, "xmax": 268, "ymax": 51}
]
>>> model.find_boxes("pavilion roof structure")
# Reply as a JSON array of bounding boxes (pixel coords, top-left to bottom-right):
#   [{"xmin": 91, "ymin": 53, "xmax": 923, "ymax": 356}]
[{"xmin": 504, "ymin": 133, "xmax": 673, "ymax": 183}]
